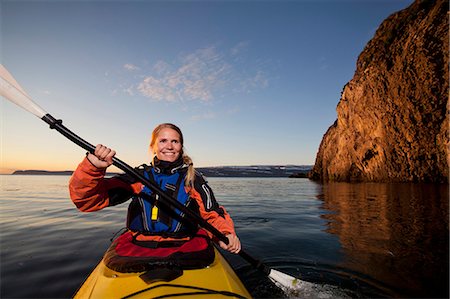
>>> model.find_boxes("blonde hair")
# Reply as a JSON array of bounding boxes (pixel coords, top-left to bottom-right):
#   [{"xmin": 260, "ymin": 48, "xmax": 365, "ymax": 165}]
[{"xmin": 150, "ymin": 123, "xmax": 196, "ymax": 188}]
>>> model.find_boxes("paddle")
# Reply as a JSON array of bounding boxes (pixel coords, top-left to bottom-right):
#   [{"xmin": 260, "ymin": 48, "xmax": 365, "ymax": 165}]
[{"xmin": 0, "ymin": 64, "xmax": 303, "ymax": 293}]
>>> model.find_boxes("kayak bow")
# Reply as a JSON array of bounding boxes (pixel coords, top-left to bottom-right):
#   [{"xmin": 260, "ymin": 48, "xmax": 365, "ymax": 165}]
[{"xmin": 74, "ymin": 247, "xmax": 251, "ymax": 299}]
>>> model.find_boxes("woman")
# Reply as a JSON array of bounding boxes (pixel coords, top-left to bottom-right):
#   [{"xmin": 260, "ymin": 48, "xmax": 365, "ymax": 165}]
[{"xmin": 69, "ymin": 123, "xmax": 241, "ymax": 255}]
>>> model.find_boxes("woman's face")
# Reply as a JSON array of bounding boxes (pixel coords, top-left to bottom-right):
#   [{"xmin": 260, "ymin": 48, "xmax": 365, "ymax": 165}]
[{"xmin": 153, "ymin": 128, "xmax": 182, "ymax": 162}]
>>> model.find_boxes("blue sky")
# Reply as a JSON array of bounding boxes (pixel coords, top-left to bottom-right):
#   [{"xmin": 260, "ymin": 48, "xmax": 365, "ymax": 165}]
[{"xmin": 1, "ymin": 0, "xmax": 413, "ymax": 173}]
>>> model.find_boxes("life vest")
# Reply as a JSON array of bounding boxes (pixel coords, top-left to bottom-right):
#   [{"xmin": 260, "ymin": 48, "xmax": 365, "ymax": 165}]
[{"xmin": 126, "ymin": 164, "xmax": 198, "ymax": 238}]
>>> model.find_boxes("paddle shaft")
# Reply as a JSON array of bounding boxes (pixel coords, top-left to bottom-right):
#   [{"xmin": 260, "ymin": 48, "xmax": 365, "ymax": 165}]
[{"xmin": 41, "ymin": 113, "xmax": 270, "ymax": 275}]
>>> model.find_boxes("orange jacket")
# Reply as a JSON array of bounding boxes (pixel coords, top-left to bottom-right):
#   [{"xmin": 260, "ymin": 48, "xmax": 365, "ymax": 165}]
[{"xmin": 69, "ymin": 157, "xmax": 235, "ymax": 241}]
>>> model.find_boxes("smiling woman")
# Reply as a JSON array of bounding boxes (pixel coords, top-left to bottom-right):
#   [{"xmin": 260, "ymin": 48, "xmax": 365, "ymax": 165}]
[{"xmin": 70, "ymin": 122, "xmax": 242, "ymax": 253}]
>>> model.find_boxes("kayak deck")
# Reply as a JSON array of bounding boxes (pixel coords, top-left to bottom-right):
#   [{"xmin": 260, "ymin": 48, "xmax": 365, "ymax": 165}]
[{"xmin": 74, "ymin": 247, "xmax": 251, "ymax": 299}]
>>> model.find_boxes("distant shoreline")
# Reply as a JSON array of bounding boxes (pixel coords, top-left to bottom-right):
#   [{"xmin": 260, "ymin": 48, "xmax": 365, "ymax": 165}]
[
  {"xmin": 11, "ymin": 170, "xmax": 74, "ymax": 176},
  {"xmin": 10, "ymin": 165, "xmax": 312, "ymax": 178},
  {"xmin": 9, "ymin": 170, "xmax": 121, "ymax": 176}
]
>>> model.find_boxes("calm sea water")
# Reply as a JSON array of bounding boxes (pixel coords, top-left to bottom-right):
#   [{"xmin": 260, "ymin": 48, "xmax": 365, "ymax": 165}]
[{"xmin": 0, "ymin": 175, "xmax": 448, "ymax": 298}]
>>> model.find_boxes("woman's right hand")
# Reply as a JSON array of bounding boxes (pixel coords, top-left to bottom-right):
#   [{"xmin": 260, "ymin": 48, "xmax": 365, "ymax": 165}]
[{"xmin": 87, "ymin": 144, "xmax": 116, "ymax": 169}]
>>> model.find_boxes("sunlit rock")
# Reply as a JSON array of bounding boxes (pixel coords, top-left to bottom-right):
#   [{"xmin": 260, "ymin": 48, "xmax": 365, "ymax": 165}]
[{"xmin": 310, "ymin": 0, "xmax": 448, "ymax": 182}]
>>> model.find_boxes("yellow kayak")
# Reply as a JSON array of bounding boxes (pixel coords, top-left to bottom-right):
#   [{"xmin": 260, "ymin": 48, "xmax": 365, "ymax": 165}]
[{"xmin": 74, "ymin": 247, "xmax": 251, "ymax": 299}]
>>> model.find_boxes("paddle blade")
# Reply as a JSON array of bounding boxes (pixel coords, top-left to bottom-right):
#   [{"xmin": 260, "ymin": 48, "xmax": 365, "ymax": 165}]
[
  {"xmin": 269, "ymin": 269, "xmax": 354, "ymax": 298},
  {"xmin": 0, "ymin": 64, "xmax": 47, "ymax": 118},
  {"xmin": 268, "ymin": 269, "xmax": 304, "ymax": 292}
]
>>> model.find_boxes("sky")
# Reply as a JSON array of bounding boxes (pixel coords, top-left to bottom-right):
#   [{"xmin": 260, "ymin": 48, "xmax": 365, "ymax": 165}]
[{"xmin": 0, "ymin": 0, "xmax": 413, "ymax": 174}]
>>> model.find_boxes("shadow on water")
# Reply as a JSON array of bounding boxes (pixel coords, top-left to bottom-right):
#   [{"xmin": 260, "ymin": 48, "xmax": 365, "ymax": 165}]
[
  {"xmin": 229, "ymin": 182, "xmax": 448, "ymax": 299},
  {"xmin": 317, "ymin": 182, "xmax": 449, "ymax": 298}
]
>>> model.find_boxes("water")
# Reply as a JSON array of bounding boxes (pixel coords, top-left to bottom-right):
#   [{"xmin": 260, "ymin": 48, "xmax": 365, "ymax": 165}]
[{"xmin": 0, "ymin": 175, "xmax": 448, "ymax": 298}]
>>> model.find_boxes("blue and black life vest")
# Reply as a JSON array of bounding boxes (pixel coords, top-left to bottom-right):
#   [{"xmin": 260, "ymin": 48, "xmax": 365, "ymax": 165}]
[{"xmin": 126, "ymin": 161, "xmax": 199, "ymax": 238}]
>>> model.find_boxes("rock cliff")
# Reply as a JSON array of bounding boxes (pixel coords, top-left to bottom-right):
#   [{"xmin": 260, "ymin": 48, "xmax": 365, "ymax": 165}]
[{"xmin": 310, "ymin": 0, "xmax": 448, "ymax": 183}]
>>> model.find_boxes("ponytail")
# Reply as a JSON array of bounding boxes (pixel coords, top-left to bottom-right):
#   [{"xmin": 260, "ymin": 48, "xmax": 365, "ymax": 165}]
[{"xmin": 182, "ymin": 155, "xmax": 196, "ymax": 189}]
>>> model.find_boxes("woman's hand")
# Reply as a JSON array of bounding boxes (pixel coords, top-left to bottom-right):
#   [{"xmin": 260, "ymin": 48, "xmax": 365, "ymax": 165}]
[
  {"xmin": 87, "ymin": 144, "xmax": 116, "ymax": 169},
  {"xmin": 219, "ymin": 234, "xmax": 241, "ymax": 254}
]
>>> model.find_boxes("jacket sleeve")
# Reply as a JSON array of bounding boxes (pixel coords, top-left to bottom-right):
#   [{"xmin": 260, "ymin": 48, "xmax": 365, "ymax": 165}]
[
  {"xmin": 188, "ymin": 173, "xmax": 236, "ymax": 236},
  {"xmin": 69, "ymin": 157, "xmax": 141, "ymax": 212}
]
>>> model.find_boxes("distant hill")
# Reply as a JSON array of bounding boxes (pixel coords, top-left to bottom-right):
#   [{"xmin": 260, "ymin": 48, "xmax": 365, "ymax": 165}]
[
  {"xmin": 12, "ymin": 170, "xmax": 74, "ymax": 176},
  {"xmin": 12, "ymin": 165, "xmax": 312, "ymax": 178},
  {"xmin": 197, "ymin": 165, "xmax": 312, "ymax": 178}
]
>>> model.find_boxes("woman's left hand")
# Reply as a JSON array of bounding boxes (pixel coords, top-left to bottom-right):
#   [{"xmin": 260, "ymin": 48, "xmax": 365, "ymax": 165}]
[{"xmin": 219, "ymin": 234, "xmax": 241, "ymax": 254}]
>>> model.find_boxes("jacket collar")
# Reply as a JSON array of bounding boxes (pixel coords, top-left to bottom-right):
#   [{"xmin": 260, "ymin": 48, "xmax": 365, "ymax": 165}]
[{"xmin": 152, "ymin": 156, "xmax": 188, "ymax": 174}]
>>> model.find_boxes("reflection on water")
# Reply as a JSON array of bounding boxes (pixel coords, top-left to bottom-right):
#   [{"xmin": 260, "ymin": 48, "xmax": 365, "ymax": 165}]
[{"xmin": 319, "ymin": 182, "xmax": 449, "ymax": 298}]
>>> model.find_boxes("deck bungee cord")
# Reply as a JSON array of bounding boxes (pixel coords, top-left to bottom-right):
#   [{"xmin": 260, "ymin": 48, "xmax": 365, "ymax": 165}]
[
  {"xmin": 0, "ymin": 64, "xmax": 305, "ymax": 294},
  {"xmin": 120, "ymin": 283, "xmax": 249, "ymax": 299}
]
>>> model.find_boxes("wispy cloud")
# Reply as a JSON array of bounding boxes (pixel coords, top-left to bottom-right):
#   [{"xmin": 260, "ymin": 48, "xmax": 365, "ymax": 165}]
[
  {"xmin": 137, "ymin": 46, "xmax": 230, "ymax": 102},
  {"xmin": 124, "ymin": 63, "xmax": 140, "ymax": 71},
  {"xmin": 240, "ymin": 70, "xmax": 268, "ymax": 92},
  {"xmin": 230, "ymin": 41, "xmax": 249, "ymax": 56},
  {"xmin": 153, "ymin": 60, "xmax": 170, "ymax": 75},
  {"xmin": 120, "ymin": 43, "xmax": 269, "ymax": 103}
]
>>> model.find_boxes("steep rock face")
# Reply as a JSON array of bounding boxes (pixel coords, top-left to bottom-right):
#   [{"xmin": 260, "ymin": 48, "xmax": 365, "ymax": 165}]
[{"xmin": 310, "ymin": 0, "xmax": 448, "ymax": 183}]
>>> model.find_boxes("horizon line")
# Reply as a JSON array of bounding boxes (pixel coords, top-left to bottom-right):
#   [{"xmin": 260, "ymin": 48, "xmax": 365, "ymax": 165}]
[{"xmin": 3, "ymin": 164, "xmax": 314, "ymax": 175}]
